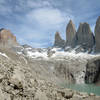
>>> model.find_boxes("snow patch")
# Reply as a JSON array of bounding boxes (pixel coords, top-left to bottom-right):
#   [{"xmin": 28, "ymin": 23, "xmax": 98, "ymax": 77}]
[
  {"xmin": 25, "ymin": 48, "xmax": 32, "ymax": 50},
  {"xmin": 51, "ymin": 50, "xmax": 100, "ymax": 60},
  {"xmin": 0, "ymin": 52, "xmax": 9, "ymax": 58},
  {"xmin": 17, "ymin": 47, "xmax": 100, "ymax": 60},
  {"xmin": 27, "ymin": 51, "xmax": 48, "ymax": 59},
  {"xmin": 51, "ymin": 48, "xmax": 64, "ymax": 52},
  {"xmin": 17, "ymin": 52, "xmax": 22, "ymax": 54}
]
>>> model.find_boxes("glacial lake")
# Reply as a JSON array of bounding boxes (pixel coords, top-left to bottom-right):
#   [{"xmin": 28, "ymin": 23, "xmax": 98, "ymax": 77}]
[{"xmin": 66, "ymin": 84, "xmax": 100, "ymax": 96}]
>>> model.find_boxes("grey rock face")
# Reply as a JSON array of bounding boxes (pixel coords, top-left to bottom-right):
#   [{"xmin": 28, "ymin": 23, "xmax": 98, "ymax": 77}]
[
  {"xmin": 54, "ymin": 32, "xmax": 65, "ymax": 48},
  {"xmin": 95, "ymin": 16, "xmax": 100, "ymax": 52},
  {"xmin": 66, "ymin": 20, "xmax": 76, "ymax": 46},
  {"xmin": 72, "ymin": 23, "xmax": 95, "ymax": 51},
  {"xmin": 0, "ymin": 28, "xmax": 19, "ymax": 48},
  {"xmin": 85, "ymin": 57, "xmax": 100, "ymax": 84}
]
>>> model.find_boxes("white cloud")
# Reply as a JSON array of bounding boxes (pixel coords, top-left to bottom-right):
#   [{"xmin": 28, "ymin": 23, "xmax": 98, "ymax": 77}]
[
  {"xmin": 0, "ymin": 0, "xmax": 6, "ymax": 4},
  {"xmin": 0, "ymin": 0, "xmax": 75, "ymax": 48},
  {"xmin": 0, "ymin": 0, "xmax": 12, "ymax": 15},
  {"xmin": 27, "ymin": 0, "xmax": 51, "ymax": 8},
  {"xmin": 33, "ymin": 8, "xmax": 65, "ymax": 25},
  {"xmin": 17, "ymin": 35, "xmax": 49, "ymax": 48},
  {"xmin": 14, "ymin": 7, "xmax": 74, "ymax": 47},
  {"xmin": 15, "ymin": 0, "xmax": 51, "ymax": 12},
  {"xmin": 26, "ymin": 8, "xmax": 73, "ymax": 30}
]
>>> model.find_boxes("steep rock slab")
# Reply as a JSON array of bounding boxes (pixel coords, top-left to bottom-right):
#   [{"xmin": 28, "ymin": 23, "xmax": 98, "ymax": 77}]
[
  {"xmin": 0, "ymin": 28, "xmax": 18, "ymax": 47},
  {"xmin": 85, "ymin": 57, "xmax": 100, "ymax": 84},
  {"xmin": 95, "ymin": 16, "xmax": 100, "ymax": 52},
  {"xmin": 54, "ymin": 32, "xmax": 65, "ymax": 48},
  {"xmin": 72, "ymin": 23, "xmax": 95, "ymax": 52},
  {"xmin": 66, "ymin": 20, "xmax": 76, "ymax": 46}
]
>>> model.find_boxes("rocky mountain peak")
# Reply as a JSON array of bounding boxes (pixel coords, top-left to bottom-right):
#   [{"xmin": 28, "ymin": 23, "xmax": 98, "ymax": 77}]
[
  {"xmin": 68, "ymin": 20, "xmax": 73, "ymax": 24},
  {"xmin": 71, "ymin": 22, "xmax": 95, "ymax": 52},
  {"xmin": 55, "ymin": 32, "xmax": 62, "ymax": 40},
  {"xmin": 96, "ymin": 16, "xmax": 100, "ymax": 25},
  {"xmin": 0, "ymin": 28, "xmax": 18, "ymax": 47},
  {"xmin": 69, "ymin": 20, "xmax": 74, "ymax": 25},
  {"xmin": 95, "ymin": 16, "xmax": 100, "ymax": 52},
  {"xmin": 66, "ymin": 20, "xmax": 76, "ymax": 46},
  {"xmin": 54, "ymin": 31, "xmax": 65, "ymax": 48},
  {"xmin": 78, "ymin": 23, "xmax": 92, "ymax": 34}
]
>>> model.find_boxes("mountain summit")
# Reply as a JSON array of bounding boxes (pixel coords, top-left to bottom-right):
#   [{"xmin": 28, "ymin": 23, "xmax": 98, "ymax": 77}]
[
  {"xmin": 66, "ymin": 20, "xmax": 76, "ymax": 46},
  {"xmin": 0, "ymin": 28, "xmax": 18, "ymax": 47},
  {"xmin": 72, "ymin": 22, "xmax": 95, "ymax": 51},
  {"xmin": 54, "ymin": 31, "xmax": 65, "ymax": 48}
]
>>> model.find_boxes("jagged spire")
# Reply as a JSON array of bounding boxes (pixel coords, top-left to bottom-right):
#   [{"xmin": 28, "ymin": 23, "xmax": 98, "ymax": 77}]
[
  {"xmin": 72, "ymin": 22, "xmax": 95, "ymax": 51},
  {"xmin": 95, "ymin": 16, "xmax": 100, "ymax": 52},
  {"xmin": 54, "ymin": 31, "xmax": 65, "ymax": 48},
  {"xmin": 66, "ymin": 20, "xmax": 76, "ymax": 46}
]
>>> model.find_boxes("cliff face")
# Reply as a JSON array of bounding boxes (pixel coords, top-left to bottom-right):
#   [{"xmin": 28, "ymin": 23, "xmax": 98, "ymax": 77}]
[
  {"xmin": 85, "ymin": 57, "xmax": 100, "ymax": 84},
  {"xmin": 66, "ymin": 20, "xmax": 76, "ymax": 46},
  {"xmin": 95, "ymin": 16, "xmax": 100, "ymax": 52},
  {"xmin": 72, "ymin": 23, "xmax": 95, "ymax": 51},
  {"xmin": 0, "ymin": 28, "xmax": 18, "ymax": 47}
]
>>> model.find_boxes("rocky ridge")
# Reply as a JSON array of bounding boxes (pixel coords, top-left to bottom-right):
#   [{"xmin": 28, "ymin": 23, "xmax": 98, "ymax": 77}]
[{"xmin": 54, "ymin": 16, "xmax": 100, "ymax": 53}]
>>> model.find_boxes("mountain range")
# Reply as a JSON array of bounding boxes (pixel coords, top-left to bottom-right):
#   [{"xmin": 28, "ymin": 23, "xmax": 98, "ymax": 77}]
[
  {"xmin": 54, "ymin": 16, "xmax": 100, "ymax": 53},
  {"xmin": 0, "ymin": 17, "xmax": 100, "ymax": 99}
]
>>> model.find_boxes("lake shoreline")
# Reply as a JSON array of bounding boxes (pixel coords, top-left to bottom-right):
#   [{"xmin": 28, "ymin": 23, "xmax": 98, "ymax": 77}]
[{"xmin": 65, "ymin": 83, "xmax": 100, "ymax": 96}]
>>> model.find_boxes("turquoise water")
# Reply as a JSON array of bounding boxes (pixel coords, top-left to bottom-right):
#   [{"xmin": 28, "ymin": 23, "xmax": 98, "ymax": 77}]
[{"xmin": 66, "ymin": 84, "xmax": 100, "ymax": 96}]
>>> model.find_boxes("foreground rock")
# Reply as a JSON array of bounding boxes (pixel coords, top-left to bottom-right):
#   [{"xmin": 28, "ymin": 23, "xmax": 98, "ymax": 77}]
[
  {"xmin": 95, "ymin": 16, "xmax": 100, "ymax": 52},
  {"xmin": 54, "ymin": 32, "xmax": 65, "ymax": 48},
  {"xmin": 66, "ymin": 20, "xmax": 76, "ymax": 46},
  {"xmin": 72, "ymin": 23, "xmax": 95, "ymax": 52}
]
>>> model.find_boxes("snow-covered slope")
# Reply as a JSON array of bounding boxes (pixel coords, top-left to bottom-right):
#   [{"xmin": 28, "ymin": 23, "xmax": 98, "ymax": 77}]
[{"xmin": 16, "ymin": 46, "xmax": 100, "ymax": 61}]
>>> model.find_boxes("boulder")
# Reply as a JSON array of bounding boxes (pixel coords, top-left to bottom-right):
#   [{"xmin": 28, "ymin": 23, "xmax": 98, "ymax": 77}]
[
  {"xmin": 54, "ymin": 31, "xmax": 65, "ymax": 48},
  {"xmin": 66, "ymin": 20, "xmax": 76, "ymax": 46},
  {"xmin": 34, "ymin": 89, "xmax": 48, "ymax": 100},
  {"xmin": 95, "ymin": 16, "xmax": 100, "ymax": 52},
  {"xmin": 57, "ymin": 89, "xmax": 74, "ymax": 99}
]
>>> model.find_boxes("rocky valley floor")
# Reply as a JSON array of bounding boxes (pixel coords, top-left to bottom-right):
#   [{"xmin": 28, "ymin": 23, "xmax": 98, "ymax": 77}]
[{"xmin": 0, "ymin": 46, "xmax": 100, "ymax": 100}]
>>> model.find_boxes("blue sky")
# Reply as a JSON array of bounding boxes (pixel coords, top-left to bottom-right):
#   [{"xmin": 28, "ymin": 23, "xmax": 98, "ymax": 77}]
[{"xmin": 0, "ymin": 0, "xmax": 100, "ymax": 48}]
